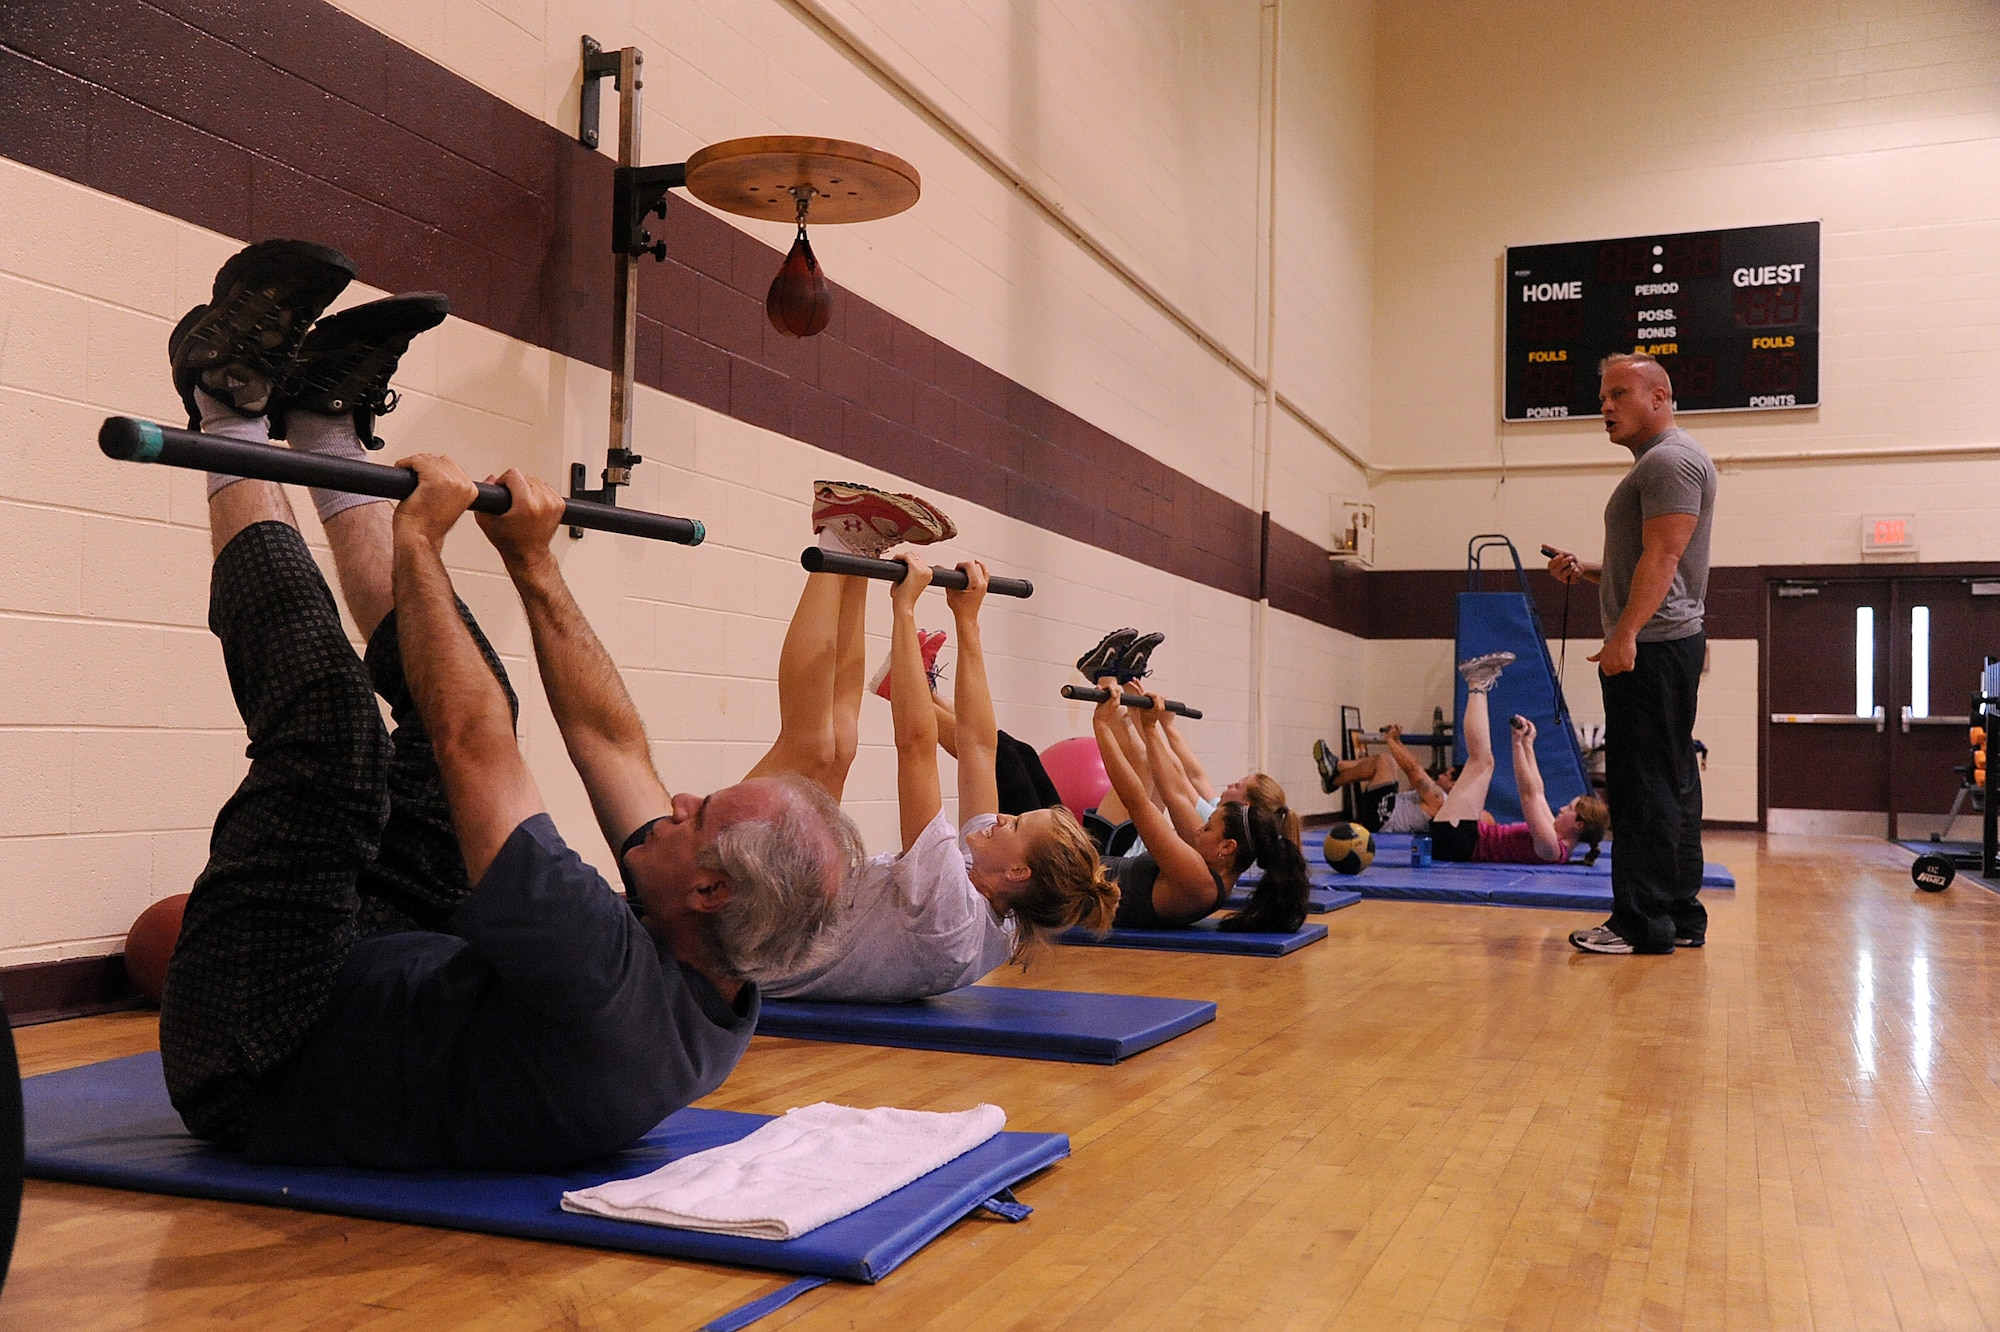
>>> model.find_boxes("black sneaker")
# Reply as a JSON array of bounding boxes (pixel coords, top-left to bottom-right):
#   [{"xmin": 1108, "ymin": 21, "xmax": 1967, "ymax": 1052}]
[
  {"xmin": 272, "ymin": 292, "xmax": 450, "ymax": 449},
  {"xmin": 1568, "ymin": 924, "xmax": 1636, "ymax": 954},
  {"xmin": 1116, "ymin": 632, "xmax": 1165, "ymax": 684},
  {"xmin": 1674, "ymin": 934, "xmax": 1705, "ymax": 948},
  {"xmin": 1077, "ymin": 629, "xmax": 1138, "ymax": 682},
  {"xmin": 169, "ymin": 239, "xmax": 358, "ymax": 423}
]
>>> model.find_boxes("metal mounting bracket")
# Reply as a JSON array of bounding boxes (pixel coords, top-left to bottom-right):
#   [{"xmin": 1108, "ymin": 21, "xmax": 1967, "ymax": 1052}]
[
  {"xmin": 577, "ymin": 36, "xmax": 625, "ymax": 149},
  {"xmin": 613, "ymin": 163, "xmax": 688, "ymax": 260}
]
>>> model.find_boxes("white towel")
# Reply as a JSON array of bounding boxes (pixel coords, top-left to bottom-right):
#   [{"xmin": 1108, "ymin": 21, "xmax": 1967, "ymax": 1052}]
[{"xmin": 559, "ymin": 1102, "xmax": 1006, "ymax": 1241}]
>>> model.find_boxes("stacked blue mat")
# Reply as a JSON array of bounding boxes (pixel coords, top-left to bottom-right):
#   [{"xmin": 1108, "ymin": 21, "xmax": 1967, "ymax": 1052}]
[
  {"xmin": 22, "ymin": 1052, "xmax": 1068, "ymax": 1284},
  {"xmin": 1059, "ymin": 918, "xmax": 1331, "ymax": 956},
  {"xmin": 756, "ymin": 986, "xmax": 1216, "ymax": 1065}
]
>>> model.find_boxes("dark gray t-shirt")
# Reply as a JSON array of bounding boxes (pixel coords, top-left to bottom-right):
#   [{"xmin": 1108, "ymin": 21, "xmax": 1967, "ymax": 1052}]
[
  {"xmin": 244, "ymin": 815, "xmax": 758, "ymax": 1171},
  {"xmin": 1600, "ymin": 426, "xmax": 1716, "ymax": 642}
]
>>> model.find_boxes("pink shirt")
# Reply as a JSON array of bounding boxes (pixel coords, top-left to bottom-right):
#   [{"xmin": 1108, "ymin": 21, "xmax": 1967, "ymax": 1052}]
[{"xmin": 1472, "ymin": 820, "xmax": 1569, "ymax": 864}]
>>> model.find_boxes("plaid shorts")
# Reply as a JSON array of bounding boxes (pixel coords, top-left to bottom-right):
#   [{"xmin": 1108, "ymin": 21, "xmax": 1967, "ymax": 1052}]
[{"xmin": 158, "ymin": 521, "xmax": 515, "ymax": 1144}]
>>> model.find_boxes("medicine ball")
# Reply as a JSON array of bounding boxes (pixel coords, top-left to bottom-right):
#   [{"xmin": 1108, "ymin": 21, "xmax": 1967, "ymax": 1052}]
[
  {"xmin": 1912, "ymin": 853, "xmax": 1956, "ymax": 893},
  {"xmin": 123, "ymin": 893, "xmax": 189, "ymax": 1005},
  {"xmin": 1323, "ymin": 822, "xmax": 1376, "ymax": 876}
]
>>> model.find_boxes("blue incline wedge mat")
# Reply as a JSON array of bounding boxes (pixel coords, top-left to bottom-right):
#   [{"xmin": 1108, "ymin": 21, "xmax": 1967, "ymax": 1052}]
[
  {"xmin": 1059, "ymin": 919, "xmax": 1329, "ymax": 956},
  {"xmin": 23, "ymin": 1053, "xmax": 1068, "ymax": 1284},
  {"xmin": 1454, "ymin": 590, "xmax": 1594, "ymax": 824},
  {"xmin": 1297, "ymin": 829, "xmax": 1737, "ymax": 888},
  {"xmin": 756, "ymin": 987, "xmax": 1216, "ymax": 1065}
]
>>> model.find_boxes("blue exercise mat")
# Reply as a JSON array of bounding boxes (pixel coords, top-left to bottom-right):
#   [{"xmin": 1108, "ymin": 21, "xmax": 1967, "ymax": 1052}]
[
  {"xmin": 22, "ymin": 1053, "xmax": 1068, "ymax": 1284},
  {"xmin": 1224, "ymin": 884, "xmax": 1366, "ymax": 914},
  {"xmin": 1059, "ymin": 919, "xmax": 1330, "ymax": 956},
  {"xmin": 1344, "ymin": 865, "xmax": 1612, "ymax": 910},
  {"xmin": 1298, "ymin": 829, "xmax": 1737, "ymax": 888},
  {"xmin": 756, "ymin": 987, "xmax": 1216, "ymax": 1065}
]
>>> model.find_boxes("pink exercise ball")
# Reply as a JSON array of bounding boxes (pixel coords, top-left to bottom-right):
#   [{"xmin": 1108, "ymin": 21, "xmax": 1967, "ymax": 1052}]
[{"xmin": 1040, "ymin": 737, "xmax": 1110, "ymax": 818}]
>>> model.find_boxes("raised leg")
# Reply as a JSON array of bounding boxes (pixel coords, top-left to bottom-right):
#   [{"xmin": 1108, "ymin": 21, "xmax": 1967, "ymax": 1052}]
[
  {"xmin": 161, "ymin": 520, "xmax": 388, "ymax": 1145},
  {"xmin": 745, "ymin": 571, "xmax": 863, "ymax": 797},
  {"xmin": 1434, "ymin": 688, "xmax": 1497, "ymax": 823}
]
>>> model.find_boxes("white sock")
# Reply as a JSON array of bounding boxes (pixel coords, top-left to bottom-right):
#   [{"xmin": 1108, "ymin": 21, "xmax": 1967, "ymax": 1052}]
[
  {"xmin": 197, "ymin": 389, "xmax": 269, "ymax": 499},
  {"xmin": 286, "ymin": 409, "xmax": 389, "ymax": 524}
]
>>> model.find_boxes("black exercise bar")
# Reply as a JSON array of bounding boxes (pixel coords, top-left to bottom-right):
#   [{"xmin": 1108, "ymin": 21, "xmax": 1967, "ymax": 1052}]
[
  {"xmin": 1061, "ymin": 684, "xmax": 1202, "ymax": 720},
  {"xmin": 98, "ymin": 417, "xmax": 706, "ymax": 546},
  {"xmin": 799, "ymin": 546, "xmax": 1034, "ymax": 598}
]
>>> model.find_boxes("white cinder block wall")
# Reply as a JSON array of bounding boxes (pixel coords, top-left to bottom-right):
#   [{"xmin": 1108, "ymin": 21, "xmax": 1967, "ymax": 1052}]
[
  {"xmin": 0, "ymin": 0, "xmax": 1376, "ymax": 967},
  {"xmin": 5, "ymin": 0, "xmax": 1993, "ymax": 967},
  {"xmin": 1366, "ymin": 0, "xmax": 2000, "ymax": 823}
]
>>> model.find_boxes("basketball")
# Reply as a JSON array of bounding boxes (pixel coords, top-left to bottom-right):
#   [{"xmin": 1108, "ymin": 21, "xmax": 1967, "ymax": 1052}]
[
  {"xmin": 123, "ymin": 893, "xmax": 189, "ymax": 1005},
  {"xmin": 1323, "ymin": 822, "xmax": 1376, "ymax": 876}
]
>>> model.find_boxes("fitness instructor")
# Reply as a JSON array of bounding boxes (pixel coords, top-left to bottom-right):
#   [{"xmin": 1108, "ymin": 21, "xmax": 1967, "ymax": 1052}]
[{"xmin": 1545, "ymin": 352, "xmax": 1717, "ymax": 955}]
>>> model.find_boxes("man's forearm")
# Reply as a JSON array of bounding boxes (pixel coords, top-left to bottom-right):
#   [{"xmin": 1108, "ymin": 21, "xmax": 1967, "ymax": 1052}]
[
  {"xmin": 505, "ymin": 550, "xmax": 648, "ymax": 754},
  {"xmin": 1386, "ymin": 735, "xmax": 1427, "ymax": 786}
]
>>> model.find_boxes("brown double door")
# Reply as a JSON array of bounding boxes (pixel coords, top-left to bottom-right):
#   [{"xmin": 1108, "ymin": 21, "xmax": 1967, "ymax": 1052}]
[{"xmin": 1765, "ymin": 574, "xmax": 1998, "ymax": 838}]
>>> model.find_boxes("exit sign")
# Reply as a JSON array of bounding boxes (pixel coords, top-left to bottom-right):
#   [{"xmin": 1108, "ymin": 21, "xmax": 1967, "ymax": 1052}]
[{"xmin": 1862, "ymin": 515, "xmax": 1916, "ymax": 554}]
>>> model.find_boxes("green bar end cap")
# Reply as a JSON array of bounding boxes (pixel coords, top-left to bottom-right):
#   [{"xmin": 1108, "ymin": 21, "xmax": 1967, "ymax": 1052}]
[
  {"xmin": 132, "ymin": 419, "xmax": 165, "ymax": 463},
  {"xmin": 688, "ymin": 519, "xmax": 706, "ymax": 547}
]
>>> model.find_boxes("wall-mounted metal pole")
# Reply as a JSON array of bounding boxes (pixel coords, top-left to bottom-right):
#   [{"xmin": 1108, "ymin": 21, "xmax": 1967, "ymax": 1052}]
[{"xmin": 606, "ymin": 45, "xmax": 642, "ymax": 487}]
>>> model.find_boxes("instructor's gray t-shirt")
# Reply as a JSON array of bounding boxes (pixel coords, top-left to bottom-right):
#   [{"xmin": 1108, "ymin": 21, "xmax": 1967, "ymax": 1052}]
[{"xmin": 1600, "ymin": 426, "xmax": 1716, "ymax": 642}]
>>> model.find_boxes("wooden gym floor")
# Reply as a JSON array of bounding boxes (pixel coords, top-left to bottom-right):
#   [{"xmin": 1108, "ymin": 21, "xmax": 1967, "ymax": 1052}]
[{"xmin": 9, "ymin": 830, "xmax": 2000, "ymax": 1330}]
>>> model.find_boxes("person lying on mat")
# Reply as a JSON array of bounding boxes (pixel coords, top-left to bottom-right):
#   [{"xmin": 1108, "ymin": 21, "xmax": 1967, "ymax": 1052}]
[
  {"xmin": 159, "ymin": 239, "xmax": 858, "ymax": 1172},
  {"xmin": 736, "ymin": 483, "xmax": 1115, "ymax": 1002},
  {"xmin": 1091, "ymin": 680, "xmax": 1313, "ymax": 932},
  {"xmin": 1428, "ymin": 653, "xmax": 1610, "ymax": 865},
  {"xmin": 1076, "ymin": 628, "xmax": 1298, "ymax": 855},
  {"xmin": 1310, "ymin": 726, "xmax": 1468, "ymax": 834}
]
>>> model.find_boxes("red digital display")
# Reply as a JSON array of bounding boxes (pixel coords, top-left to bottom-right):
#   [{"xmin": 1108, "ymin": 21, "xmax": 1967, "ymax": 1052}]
[
  {"xmin": 1655, "ymin": 353, "xmax": 1717, "ymax": 396},
  {"xmin": 1595, "ymin": 235, "xmax": 1722, "ymax": 282},
  {"xmin": 1520, "ymin": 301, "xmax": 1585, "ymax": 340},
  {"xmin": 1733, "ymin": 284, "xmax": 1802, "ymax": 327},
  {"xmin": 1742, "ymin": 349, "xmax": 1800, "ymax": 394},
  {"xmin": 1520, "ymin": 359, "xmax": 1573, "ymax": 404}
]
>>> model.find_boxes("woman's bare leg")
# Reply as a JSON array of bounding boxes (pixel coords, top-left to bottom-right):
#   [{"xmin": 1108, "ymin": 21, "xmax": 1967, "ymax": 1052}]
[
  {"xmin": 744, "ymin": 572, "xmax": 857, "ymax": 792},
  {"xmin": 1434, "ymin": 688, "xmax": 1496, "ymax": 823},
  {"xmin": 820, "ymin": 573, "xmax": 867, "ymax": 800}
]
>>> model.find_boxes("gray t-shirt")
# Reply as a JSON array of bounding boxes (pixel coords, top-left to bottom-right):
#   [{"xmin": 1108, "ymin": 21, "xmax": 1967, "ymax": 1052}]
[
  {"xmin": 1599, "ymin": 426, "xmax": 1716, "ymax": 642},
  {"xmin": 1379, "ymin": 788, "xmax": 1433, "ymax": 834},
  {"xmin": 758, "ymin": 811, "xmax": 1015, "ymax": 1002}
]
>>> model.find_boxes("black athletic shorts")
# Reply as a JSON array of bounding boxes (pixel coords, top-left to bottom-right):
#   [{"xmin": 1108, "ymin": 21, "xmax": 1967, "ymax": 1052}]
[{"xmin": 1428, "ymin": 818, "xmax": 1481, "ymax": 863}]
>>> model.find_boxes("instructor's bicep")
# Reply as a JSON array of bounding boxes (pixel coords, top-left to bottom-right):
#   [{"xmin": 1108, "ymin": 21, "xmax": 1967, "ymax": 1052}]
[{"xmin": 1641, "ymin": 511, "xmax": 1698, "ymax": 563}]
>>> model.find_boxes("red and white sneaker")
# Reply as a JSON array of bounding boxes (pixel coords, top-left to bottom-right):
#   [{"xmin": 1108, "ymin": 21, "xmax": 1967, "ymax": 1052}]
[
  {"xmin": 812, "ymin": 480, "xmax": 956, "ymax": 558},
  {"xmin": 868, "ymin": 628, "xmax": 948, "ymax": 701}
]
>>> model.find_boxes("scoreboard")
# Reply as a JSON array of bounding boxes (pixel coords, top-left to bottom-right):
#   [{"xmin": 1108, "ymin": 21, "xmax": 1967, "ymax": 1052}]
[{"xmin": 1503, "ymin": 221, "xmax": 1819, "ymax": 422}]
